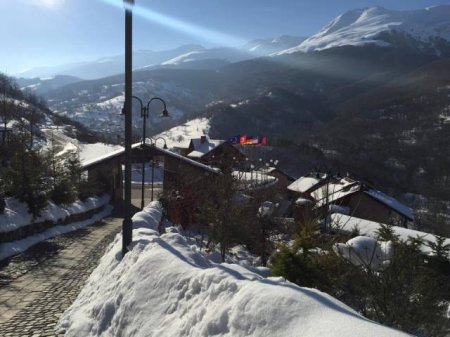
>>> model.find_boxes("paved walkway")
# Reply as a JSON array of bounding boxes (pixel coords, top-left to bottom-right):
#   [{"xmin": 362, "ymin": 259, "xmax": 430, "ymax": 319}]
[{"xmin": 0, "ymin": 216, "xmax": 123, "ymax": 337}]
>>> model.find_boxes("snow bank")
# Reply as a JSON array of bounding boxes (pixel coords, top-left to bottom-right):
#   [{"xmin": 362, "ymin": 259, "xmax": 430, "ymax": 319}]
[
  {"xmin": 0, "ymin": 205, "xmax": 113, "ymax": 261},
  {"xmin": 0, "ymin": 195, "xmax": 110, "ymax": 233},
  {"xmin": 57, "ymin": 203, "xmax": 408, "ymax": 337},
  {"xmin": 333, "ymin": 236, "xmax": 393, "ymax": 270},
  {"xmin": 331, "ymin": 214, "xmax": 450, "ymax": 259}
]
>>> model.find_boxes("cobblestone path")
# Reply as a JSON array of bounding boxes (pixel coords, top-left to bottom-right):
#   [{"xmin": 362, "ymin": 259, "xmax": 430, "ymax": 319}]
[{"xmin": 0, "ymin": 216, "xmax": 123, "ymax": 337}]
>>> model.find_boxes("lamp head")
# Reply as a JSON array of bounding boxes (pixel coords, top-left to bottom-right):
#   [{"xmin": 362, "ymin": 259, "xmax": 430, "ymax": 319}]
[
  {"xmin": 161, "ymin": 108, "xmax": 169, "ymax": 118},
  {"xmin": 163, "ymin": 143, "xmax": 168, "ymax": 150}
]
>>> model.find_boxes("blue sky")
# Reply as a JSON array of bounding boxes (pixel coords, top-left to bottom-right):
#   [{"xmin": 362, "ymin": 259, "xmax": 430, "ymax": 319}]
[{"xmin": 1, "ymin": 0, "xmax": 449, "ymax": 74}]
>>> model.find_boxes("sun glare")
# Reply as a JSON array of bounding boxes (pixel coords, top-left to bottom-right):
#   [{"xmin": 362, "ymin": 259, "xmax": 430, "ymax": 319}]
[
  {"xmin": 34, "ymin": 0, "xmax": 64, "ymax": 9},
  {"xmin": 99, "ymin": 0, "xmax": 246, "ymax": 47}
]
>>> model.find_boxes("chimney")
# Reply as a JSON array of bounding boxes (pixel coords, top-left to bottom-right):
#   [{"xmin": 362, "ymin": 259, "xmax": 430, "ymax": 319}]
[{"xmin": 200, "ymin": 135, "xmax": 207, "ymax": 144}]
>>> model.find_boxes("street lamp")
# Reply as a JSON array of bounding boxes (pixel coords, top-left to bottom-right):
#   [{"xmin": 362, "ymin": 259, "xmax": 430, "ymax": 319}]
[
  {"xmin": 149, "ymin": 137, "xmax": 168, "ymax": 202},
  {"xmin": 132, "ymin": 96, "xmax": 169, "ymax": 209},
  {"xmin": 122, "ymin": 0, "xmax": 134, "ymax": 257}
]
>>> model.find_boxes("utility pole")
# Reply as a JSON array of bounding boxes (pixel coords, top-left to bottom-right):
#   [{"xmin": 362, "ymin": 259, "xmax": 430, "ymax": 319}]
[{"xmin": 122, "ymin": 0, "xmax": 134, "ymax": 257}]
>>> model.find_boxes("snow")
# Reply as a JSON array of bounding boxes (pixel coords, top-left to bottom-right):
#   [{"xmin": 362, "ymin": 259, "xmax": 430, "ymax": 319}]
[
  {"xmin": 0, "ymin": 205, "xmax": 113, "ymax": 261},
  {"xmin": 80, "ymin": 143, "xmax": 123, "ymax": 163},
  {"xmin": 330, "ymin": 214, "xmax": 450, "ymax": 259},
  {"xmin": 96, "ymin": 95, "xmax": 124, "ymax": 110},
  {"xmin": 187, "ymin": 137, "xmax": 224, "ymax": 158},
  {"xmin": 333, "ymin": 236, "xmax": 393, "ymax": 270},
  {"xmin": 277, "ymin": 5, "xmax": 450, "ymax": 54},
  {"xmin": 0, "ymin": 195, "xmax": 110, "ymax": 233},
  {"xmin": 295, "ymin": 197, "xmax": 313, "ymax": 206},
  {"xmin": 161, "ymin": 51, "xmax": 205, "ymax": 65},
  {"xmin": 233, "ymin": 171, "xmax": 277, "ymax": 189},
  {"xmin": 152, "ymin": 118, "xmax": 211, "ymax": 150},
  {"xmin": 312, "ymin": 178, "xmax": 361, "ymax": 207},
  {"xmin": 287, "ymin": 174, "xmax": 325, "ymax": 193},
  {"xmin": 56, "ymin": 142, "xmax": 78, "ymax": 157},
  {"xmin": 57, "ymin": 203, "xmax": 408, "ymax": 337}
]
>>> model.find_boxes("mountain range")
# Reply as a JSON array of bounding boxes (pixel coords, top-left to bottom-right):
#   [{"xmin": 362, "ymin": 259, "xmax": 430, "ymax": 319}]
[
  {"xmin": 17, "ymin": 35, "xmax": 307, "ymax": 80},
  {"xmin": 279, "ymin": 5, "xmax": 450, "ymax": 54}
]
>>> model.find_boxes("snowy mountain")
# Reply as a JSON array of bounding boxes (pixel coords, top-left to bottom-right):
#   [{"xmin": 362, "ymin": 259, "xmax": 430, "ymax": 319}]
[
  {"xmin": 242, "ymin": 35, "xmax": 307, "ymax": 55},
  {"xmin": 160, "ymin": 47, "xmax": 252, "ymax": 67},
  {"xmin": 18, "ymin": 44, "xmax": 205, "ymax": 80},
  {"xmin": 18, "ymin": 36, "xmax": 305, "ymax": 80},
  {"xmin": 16, "ymin": 75, "xmax": 82, "ymax": 95},
  {"xmin": 278, "ymin": 5, "xmax": 450, "ymax": 54}
]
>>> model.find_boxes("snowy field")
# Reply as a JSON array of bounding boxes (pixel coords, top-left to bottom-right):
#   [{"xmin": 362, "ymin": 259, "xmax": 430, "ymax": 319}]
[
  {"xmin": 57, "ymin": 202, "xmax": 408, "ymax": 337},
  {"xmin": 152, "ymin": 117, "xmax": 210, "ymax": 149}
]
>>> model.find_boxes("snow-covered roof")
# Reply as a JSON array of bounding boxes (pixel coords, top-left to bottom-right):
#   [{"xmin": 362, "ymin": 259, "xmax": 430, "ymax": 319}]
[
  {"xmin": 186, "ymin": 150, "xmax": 205, "ymax": 158},
  {"xmin": 313, "ymin": 178, "xmax": 361, "ymax": 207},
  {"xmin": 364, "ymin": 189, "xmax": 414, "ymax": 221},
  {"xmin": 79, "ymin": 143, "xmax": 122, "ymax": 163},
  {"xmin": 267, "ymin": 167, "xmax": 296, "ymax": 181},
  {"xmin": 187, "ymin": 137, "xmax": 225, "ymax": 158},
  {"xmin": 81, "ymin": 145, "xmax": 130, "ymax": 169},
  {"xmin": 149, "ymin": 143, "xmax": 221, "ymax": 174},
  {"xmin": 330, "ymin": 214, "xmax": 449, "ymax": 259},
  {"xmin": 81, "ymin": 142, "xmax": 221, "ymax": 175},
  {"xmin": 295, "ymin": 197, "xmax": 313, "ymax": 205},
  {"xmin": 287, "ymin": 173, "xmax": 326, "ymax": 193}
]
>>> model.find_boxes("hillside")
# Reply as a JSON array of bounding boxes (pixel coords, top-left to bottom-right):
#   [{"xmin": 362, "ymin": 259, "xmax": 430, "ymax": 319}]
[
  {"xmin": 0, "ymin": 73, "xmax": 101, "ymax": 144},
  {"xmin": 317, "ymin": 59, "xmax": 450, "ymax": 199}
]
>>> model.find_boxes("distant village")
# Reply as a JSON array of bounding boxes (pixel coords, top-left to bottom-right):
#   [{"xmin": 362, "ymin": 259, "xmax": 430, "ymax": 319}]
[{"xmin": 83, "ymin": 133, "xmax": 416, "ymax": 236}]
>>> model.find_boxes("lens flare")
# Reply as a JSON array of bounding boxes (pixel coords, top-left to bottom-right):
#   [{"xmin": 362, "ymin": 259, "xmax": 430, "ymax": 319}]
[
  {"xmin": 99, "ymin": 0, "xmax": 246, "ymax": 47},
  {"xmin": 33, "ymin": 0, "xmax": 64, "ymax": 9}
]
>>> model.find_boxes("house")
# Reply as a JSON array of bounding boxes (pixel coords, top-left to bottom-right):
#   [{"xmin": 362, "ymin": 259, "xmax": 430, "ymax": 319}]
[
  {"xmin": 288, "ymin": 172, "xmax": 414, "ymax": 227},
  {"xmin": 80, "ymin": 142, "xmax": 222, "ymax": 227},
  {"xmin": 267, "ymin": 167, "xmax": 296, "ymax": 190},
  {"xmin": 185, "ymin": 135, "xmax": 245, "ymax": 165}
]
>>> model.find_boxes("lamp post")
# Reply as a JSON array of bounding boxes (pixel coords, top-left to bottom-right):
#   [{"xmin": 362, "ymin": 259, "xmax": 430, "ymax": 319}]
[
  {"xmin": 132, "ymin": 95, "xmax": 149, "ymax": 210},
  {"xmin": 122, "ymin": 0, "xmax": 134, "ymax": 257},
  {"xmin": 150, "ymin": 137, "xmax": 167, "ymax": 201},
  {"xmin": 132, "ymin": 97, "xmax": 169, "ymax": 209}
]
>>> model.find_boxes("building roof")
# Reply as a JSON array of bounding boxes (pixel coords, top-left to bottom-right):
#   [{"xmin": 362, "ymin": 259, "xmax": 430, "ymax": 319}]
[
  {"xmin": 267, "ymin": 167, "xmax": 296, "ymax": 181},
  {"xmin": 81, "ymin": 142, "xmax": 221, "ymax": 175},
  {"xmin": 313, "ymin": 178, "xmax": 361, "ymax": 207},
  {"xmin": 295, "ymin": 198, "xmax": 313, "ymax": 205},
  {"xmin": 287, "ymin": 173, "xmax": 327, "ymax": 193},
  {"xmin": 187, "ymin": 137, "xmax": 225, "ymax": 158},
  {"xmin": 364, "ymin": 189, "xmax": 414, "ymax": 221},
  {"xmin": 290, "ymin": 171, "xmax": 414, "ymax": 222},
  {"xmin": 81, "ymin": 144, "xmax": 138, "ymax": 169}
]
